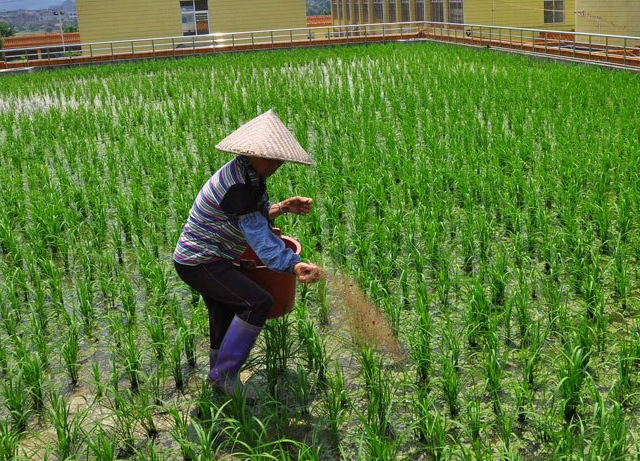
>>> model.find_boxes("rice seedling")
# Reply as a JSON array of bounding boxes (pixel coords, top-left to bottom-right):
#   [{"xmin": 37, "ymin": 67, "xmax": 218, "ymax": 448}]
[
  {"xmin": 61, "ymin": 320, "xmax": 80, "ymax": 387},
  {"xmin": 107, "ymin": 386, "xmax": 137, "ymax": 457},
  {"xmin": 86, "ymin": 427, "xmax": 119, "ymax": 461},
  {"xmin": 180, "ymin": 325, "xmax": 198, "ymax": 369},
  {"xmin": 92, "ymin": 362, "xmax": 105, "ymax": 401},
  {"xmin": 466, "ymin": 276, "xmax": 491, "ymax": 348},
  {"xmin": 145, "ymin": 310, "xmax": 168, "ymax": 363},
  {"xmin": 0, "ymin": 420, "xmax": 20, "ymax": 461},
  {"xmin": 121, "ymin": 326, "xmax": 143, "ymax": 392},
  {"xmin": 263, "ymin": 316, "xmax": 295, "ymax": 392},
  {"xmin": 358, "ymin": 345, "xmax": 394, "ymax": 438},
  {"xmin": 558, "ymin": 341, "xmax": 591, "ymax": 424},
  {"xmin": 612, "ymin": 340, "xmax": 636, "ymax": 406},
  {"xmin": 20, "ymin": 351, "xmax": 45, "ymax": 414},
  {"xmin": 76, "ymin": 275, "xmax": 96, "ymax": 335},
  {"xmin": 484, "ymin": 332, "xmax": 502, "ymax": 418},
  {"xmin": 168, "ymin": 405, "xmax": 198, "ymax": 461},
  {"xmin": 48, "ymin": 390, "xmax": 87, "ymax": 461},
  {"xmin": 440, "ymin": 322, "xmax": 461, "ymax": 417},
  {"xmin": 415, "ymin": 390, "xmax": 448, "ymax": 461},
  {"xmin": 411, "ymin": 281, "xmax": 433, "ymax": 387},
  {"xmin": 169, "ymin": 333, "xmax": 185, "ymax": 391},
  {"xmin": 322, "ymin": 363, "xmax": 348, "ymax": 449},
  {"xmin": 612, "ymin": 240, "xmax": 630, "ymax": 310},
  {"xmin": 295, "ymin": 307, "xmax": 328, "ymax": 386},
  {"xmin": 1, "ymin": 370, "xmax": 31, "ymax": 434},
  {"xmin": 0, "ymin": 341, "xmax": 7, "ymax": 377}
]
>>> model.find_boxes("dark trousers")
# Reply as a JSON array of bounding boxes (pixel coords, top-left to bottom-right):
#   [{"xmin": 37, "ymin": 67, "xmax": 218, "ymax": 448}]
[{"xmin": 174, "ymin": 259, "xmax": 273, "ymax": 349}]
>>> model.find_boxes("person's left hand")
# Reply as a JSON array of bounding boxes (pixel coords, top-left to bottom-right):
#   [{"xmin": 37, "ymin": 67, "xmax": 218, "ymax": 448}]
[{"xmin": 280, "ymin": 196, "xmax": 313, "ymax": 216}]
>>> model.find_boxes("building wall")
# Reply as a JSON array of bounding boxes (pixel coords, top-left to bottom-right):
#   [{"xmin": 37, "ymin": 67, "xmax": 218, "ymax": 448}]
[
  {"xmin": 210, "ymin": 0, "xmax": 307, "ymax": 33},
  {"xmin": 465, "ymin": 0, "xmax": 575, "ymax": 29},
  {"xmin": 77, "ymin": 0, "xmax": 182, "ymax": 44},
  {"xmin": 575, "ymin": 0, "xmax": 640, "ymax": 37},
  {"xmin": 77, "ymin": 0, "xmax": 307, "ymax": 46},
  {"xmin": 333, "ymin": 0, "xmax": 576, "ymax": 31}
]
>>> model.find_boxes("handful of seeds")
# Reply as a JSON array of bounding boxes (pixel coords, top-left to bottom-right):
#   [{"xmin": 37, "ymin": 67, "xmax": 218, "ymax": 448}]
[{"xmin": 324, "ymin": 271, "xmax": 405, "ymax": 362}]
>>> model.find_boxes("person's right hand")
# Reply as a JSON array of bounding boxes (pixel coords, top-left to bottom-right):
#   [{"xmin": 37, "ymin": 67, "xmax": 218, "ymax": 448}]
[{"xmin": 293, "ymin": 262, "xmax": 322, "ymax": 283}]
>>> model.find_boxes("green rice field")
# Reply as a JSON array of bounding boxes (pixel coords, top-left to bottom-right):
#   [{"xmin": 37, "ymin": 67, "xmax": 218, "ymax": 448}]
[{"xmin": 0, "ymin": 42, "xmax": 639, "ymax": 460}]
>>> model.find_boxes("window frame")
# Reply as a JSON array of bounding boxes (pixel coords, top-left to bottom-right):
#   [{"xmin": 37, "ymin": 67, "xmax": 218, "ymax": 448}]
[
  {"xmin": 416, "ymin": 0, "xmax": 426, "ymax": 22},
  {"xmin": 430, "ymin": 0, "xmax": 444, "ymax": 22},
  {"xmin": 544, "ymin": 0, "xmax": 565, "ymax": 24},
  {"xmin": 389, "ymin": 0, "xmax": 397, "ymax": 23},
  {"xmin": 180, "ymin": 0, "xmax": 209, "ymax": 36},
  {"xmin": 401, "ymin": 0, "xmax": 410, "ymax": 22},
  {"xmin": 373, "ymin": 0, "xmax": 384, "ymax": 23},
  {"xmin": 448, "ymin": 0, "xmax": 463, "ymax": 24}
]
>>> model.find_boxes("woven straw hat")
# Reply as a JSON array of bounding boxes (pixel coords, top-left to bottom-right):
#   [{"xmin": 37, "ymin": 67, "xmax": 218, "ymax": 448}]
[{"xmin": 215, "ymin": 110, "xmax": 313, "ymax": 165}]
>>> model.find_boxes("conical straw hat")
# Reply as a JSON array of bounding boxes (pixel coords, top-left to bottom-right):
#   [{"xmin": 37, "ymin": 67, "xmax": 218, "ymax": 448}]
[{"xmin": 216, "ymin": 110, "xmax": 313, "ymax": 165}]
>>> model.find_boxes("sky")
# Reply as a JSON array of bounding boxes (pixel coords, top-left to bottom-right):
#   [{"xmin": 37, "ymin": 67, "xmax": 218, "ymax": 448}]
[{"xmin": 0, "ymin": 0, "xmax": 70, "ymax": 11}]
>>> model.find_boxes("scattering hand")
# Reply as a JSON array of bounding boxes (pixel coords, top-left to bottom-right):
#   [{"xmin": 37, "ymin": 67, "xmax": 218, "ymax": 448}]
[
  {"xmin": 294, "ymin": 263, "xmax": 322, "ymax": 283},
  {"xmin": 281, "ymin": 196, "xmax": 313, "ymax": 216}
]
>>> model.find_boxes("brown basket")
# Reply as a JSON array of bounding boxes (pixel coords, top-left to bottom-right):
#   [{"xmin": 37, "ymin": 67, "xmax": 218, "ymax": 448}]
[{"xmin": 233, "ymin": 229, "xmax": 301, "ymax": 319}]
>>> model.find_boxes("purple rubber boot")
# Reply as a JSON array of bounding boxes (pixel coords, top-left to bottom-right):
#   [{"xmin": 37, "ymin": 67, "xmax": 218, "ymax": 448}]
[{"xmin": 208, "ymin": 315, "xmax": 261, "ymax": 398}]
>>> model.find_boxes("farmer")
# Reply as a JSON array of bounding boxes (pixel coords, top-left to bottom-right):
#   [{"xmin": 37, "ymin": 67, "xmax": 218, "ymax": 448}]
[{"xmin": 173, "ymin": 110, "xmax": 321, "ymax": 398}]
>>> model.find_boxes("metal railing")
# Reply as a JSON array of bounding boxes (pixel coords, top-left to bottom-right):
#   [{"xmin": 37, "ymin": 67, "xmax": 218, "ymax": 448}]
[
  {"xmin": 1, "ymin": 21, "xmax": 638, "ymax": 70},
  {"xmin": 418, "ymin": 22, "xmax": 640, "ymax": 69}
]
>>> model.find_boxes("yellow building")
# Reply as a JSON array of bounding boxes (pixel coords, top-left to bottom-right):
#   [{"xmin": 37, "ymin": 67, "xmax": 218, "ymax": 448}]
[
  {"xmin": 575, "ymin": 0, "xmax": 640, "ymax": 39},
  {"xmin": 77, "ymin": 0, "xmax": 307, "ymax": 50},
  {"xmin": 332, "ymin": 0, "xmax": 576, "ymax": 30}
]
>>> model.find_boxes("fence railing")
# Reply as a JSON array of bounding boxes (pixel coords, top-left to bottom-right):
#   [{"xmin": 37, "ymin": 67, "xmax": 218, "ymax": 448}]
[{"xmin": 1, "ymin": 21, "xmax": 639, "ymax": 70}]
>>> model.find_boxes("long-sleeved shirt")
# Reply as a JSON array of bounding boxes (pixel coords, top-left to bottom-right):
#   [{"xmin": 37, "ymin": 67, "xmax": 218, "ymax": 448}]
[
  {"xmin": 238, "ymin": 212, "xmax": 300, "ymax": 273},
  {"xmin": 173, "ymin": 156, "xmax": 299, "ymax": 272}
]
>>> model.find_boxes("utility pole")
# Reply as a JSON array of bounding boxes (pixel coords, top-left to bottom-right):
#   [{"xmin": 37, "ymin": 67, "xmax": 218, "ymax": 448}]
[{"xmin": 53, "ymin": 10, "xmax": 65, "ymax": 54}]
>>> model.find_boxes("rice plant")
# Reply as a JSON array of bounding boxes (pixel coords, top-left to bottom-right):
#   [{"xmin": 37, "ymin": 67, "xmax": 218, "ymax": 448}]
[
  {"xmin": 0, "ymin": 39, "xmax": 639, "ymax": 459},
  {"xmin": 48, "ymin": 390, "xmax": 87, "ymax": 460}
]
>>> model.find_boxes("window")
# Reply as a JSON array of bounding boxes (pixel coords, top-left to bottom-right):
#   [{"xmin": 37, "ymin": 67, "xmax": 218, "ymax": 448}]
[
  {"xmin": 354, "ymin": 0, "xmax": 360, "ymax": 22},
  {"xmin": 416, "ymin": 0, "xmax": 426, "ymax": 21},
  {"xmin": 180, "ymin": 0, "xmax": 209, "ymax": 36},
  {"xmin": 362, "ymin": 0, "xmax": 369, "ymax": 22},
  {"xmin": 346, "ymin": 0, "xmax": 351, "ymax": 23},
  {"xmin": 338, "ymin": 0, "xmax": 343, "ymax": 21},
  {"xmin": 389, "ymin": 0, "xmax": 396, "ymax": 22},
  {"xmin": 401, "ymin": 0, "xmax": 410, "ymax": 21},
  {"xmin": 373, "ymin": 0, "xmax": 384, "ymax": 22},
  {"xmin": 430, "ymin": 0, "xmax": 444, "ymax": 22},
  {"xmin": 332, "ymin": 0, "xmax": 338, "ymax": 21},
  {"xmin": 448, "ymin": 0, "xmax": 463, "ymax": 23},
  {"xmin": 544, "ymin": 0, "xmax": 564, "ymax": 24}
]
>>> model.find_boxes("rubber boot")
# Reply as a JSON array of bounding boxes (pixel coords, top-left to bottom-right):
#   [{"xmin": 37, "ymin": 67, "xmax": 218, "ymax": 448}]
[{"xmin": 208, "ymin": 315, "xmax": 261, "ymax": 398}]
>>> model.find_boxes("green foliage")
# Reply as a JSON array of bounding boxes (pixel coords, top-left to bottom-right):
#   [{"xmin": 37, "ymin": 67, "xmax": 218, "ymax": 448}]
[
  {"xmin": 0, "ymin": 21, "xmax": 15, "ymax": 38},
  {"xmin": 0, "ymin": 41, "xmax": 639, "ymax": 459}
]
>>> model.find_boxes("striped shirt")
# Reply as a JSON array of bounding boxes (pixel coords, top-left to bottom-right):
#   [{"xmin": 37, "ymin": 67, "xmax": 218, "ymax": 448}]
[{"xmin": 173, "ymin": 156, "xmax": 270, "ymax": 265}]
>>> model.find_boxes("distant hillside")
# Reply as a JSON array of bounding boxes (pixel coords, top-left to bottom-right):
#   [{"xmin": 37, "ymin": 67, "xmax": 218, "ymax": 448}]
[
  {"xmin": 0, "ymin": 0, "xmax": 74, "ymax": 11},
  {"xmin": 0, "ymin": 1, "xmax": 77, "ymax": 35}
]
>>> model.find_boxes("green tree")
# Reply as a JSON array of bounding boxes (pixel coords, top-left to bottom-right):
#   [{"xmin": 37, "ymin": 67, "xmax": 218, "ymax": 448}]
[
  {"xmin": 0, "ymin": 21, "xmax": 15, "ymax": 37},
  {"xmin": 62, "ymin": 24, "xmax": 79, "ymax": 33},
  {"xmin": 0, "ymin": 21, "xmax": 16, "ymax": 51}
]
